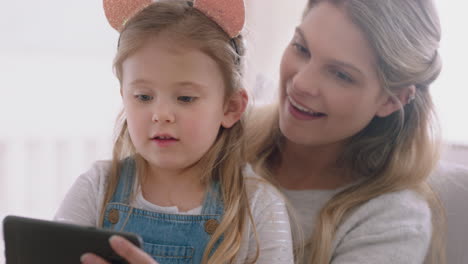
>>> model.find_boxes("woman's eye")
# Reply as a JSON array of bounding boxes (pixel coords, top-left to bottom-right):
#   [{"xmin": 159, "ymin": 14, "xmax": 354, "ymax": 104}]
[
  {"xmin": 178, "ymin": 96, "xmax": 197, "ymax": 103},
  {"xmin": 332, "ymin": 70, "xmax": 354, "ymax": 83},
  {"xmin": 135, "ymin": 94, "xmax": 153, "ymax": 102},
  {"xmin": 292, "ymin": 43, "xmax": 310, "ymax": 56}
]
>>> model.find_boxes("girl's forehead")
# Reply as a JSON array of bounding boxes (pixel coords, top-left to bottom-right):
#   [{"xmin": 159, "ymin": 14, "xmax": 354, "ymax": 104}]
[
  {"xmin": 121, "ymin": 37, "xmax": 226, "ymax": 91},
  {"xmin": 142, "ymin": 33, "xmax": 199, "ymax": 53}
]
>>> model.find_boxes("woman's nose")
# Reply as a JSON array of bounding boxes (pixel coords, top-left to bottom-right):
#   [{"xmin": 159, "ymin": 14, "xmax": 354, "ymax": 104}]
[{"xmin": 292, "ymin": 63, "xmax": 321, "ymax": 97}]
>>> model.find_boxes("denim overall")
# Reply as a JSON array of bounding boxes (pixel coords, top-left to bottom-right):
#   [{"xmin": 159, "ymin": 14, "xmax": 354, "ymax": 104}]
[{"xmin": 102, "ymin": 158, "xmax": 224, "ymax": 264}]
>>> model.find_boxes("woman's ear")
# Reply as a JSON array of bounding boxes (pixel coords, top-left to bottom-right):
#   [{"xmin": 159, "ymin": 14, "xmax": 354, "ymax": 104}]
[
  {"xmin": 376, "ymin": 85, "xmax": 416, "ymax": 117},
  {"xmin": 221, "ymin": 89, "xmax": 248, "ymax": 128}
]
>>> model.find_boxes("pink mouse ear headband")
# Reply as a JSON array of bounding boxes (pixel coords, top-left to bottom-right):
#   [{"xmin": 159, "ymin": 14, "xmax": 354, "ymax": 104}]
[{"xmin": 103, "ymin": 0, "xmax": 245, "ymax": 38}]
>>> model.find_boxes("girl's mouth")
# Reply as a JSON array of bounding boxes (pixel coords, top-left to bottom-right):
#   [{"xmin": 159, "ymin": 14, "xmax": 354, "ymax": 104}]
[
  {"xmin": 151, "ymin": 135, "xmax": 179, "ymax": 147},
  {"xmin": 152, "ymin": 136, "xmax": 177, "ymax": 140}
]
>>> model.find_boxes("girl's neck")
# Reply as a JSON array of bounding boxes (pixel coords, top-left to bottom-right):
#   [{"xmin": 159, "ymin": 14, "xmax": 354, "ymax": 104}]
[
  {"xmin": 146, "ymin": 164, "xmax": 203, "ymax": 187},
  {"xmin": 141, "ymin": 163, "xmax": 206, "ymax": 212},
  {"xmin": 275, "ymin": 140, "xmax": 352, "ymax": 190}
]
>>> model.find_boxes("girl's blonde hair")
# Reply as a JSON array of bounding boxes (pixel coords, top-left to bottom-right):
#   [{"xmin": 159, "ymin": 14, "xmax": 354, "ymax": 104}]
[
  {"xmin": 99, "ymin": 1, "xmax": 259, "ymax": 263},
  {"xmin": 248, "ymin": 0, "xmax": 445, "ymax": 263}
]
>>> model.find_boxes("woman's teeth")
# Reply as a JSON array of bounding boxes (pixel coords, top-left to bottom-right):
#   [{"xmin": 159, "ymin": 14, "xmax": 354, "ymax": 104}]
[{"xmin": 288, "ymin": 96, "xmax": 325, "ymax": 116}]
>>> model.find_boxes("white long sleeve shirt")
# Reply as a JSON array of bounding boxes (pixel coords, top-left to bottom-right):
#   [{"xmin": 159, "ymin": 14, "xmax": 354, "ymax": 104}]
[{"xmin": 55, "ymin": 161, "xmax": 294, "ymax": 264}]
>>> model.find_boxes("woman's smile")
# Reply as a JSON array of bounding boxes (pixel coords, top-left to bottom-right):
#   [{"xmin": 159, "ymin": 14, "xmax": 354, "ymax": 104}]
[{"xmin": 287, "ymin": 95, "xmax": 327, "ymax": 121}]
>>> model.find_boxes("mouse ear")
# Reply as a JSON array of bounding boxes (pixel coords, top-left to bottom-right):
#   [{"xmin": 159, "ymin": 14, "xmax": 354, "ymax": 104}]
[
  {"xmin": 103, "ymin": 0, "xmax": 153, "ymax": 32},
  {"xmin": 194, "ymin": 0, "xmax": 245, "ymax": 38}
]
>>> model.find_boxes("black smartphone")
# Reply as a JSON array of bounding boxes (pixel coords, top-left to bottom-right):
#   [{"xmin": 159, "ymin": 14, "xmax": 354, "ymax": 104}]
[{"xmin": 3, "ymin": 215, "xmax": 143, "ymax": 264}]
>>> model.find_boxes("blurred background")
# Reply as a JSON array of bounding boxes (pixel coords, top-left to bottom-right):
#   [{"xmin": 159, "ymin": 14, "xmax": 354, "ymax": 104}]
[{"xmin": 0, "ymin": 0, "xmax": 467, "ymax": 260}]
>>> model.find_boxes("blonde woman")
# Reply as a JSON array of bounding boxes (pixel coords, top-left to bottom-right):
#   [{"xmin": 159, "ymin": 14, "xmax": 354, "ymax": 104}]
[
  {"xmin": 55, "ymin": 0, "xmax": 294, "ymax": 263},
  {"xmin": 247, "ymin": 0, "xmax": 445, "ymax": 263}
]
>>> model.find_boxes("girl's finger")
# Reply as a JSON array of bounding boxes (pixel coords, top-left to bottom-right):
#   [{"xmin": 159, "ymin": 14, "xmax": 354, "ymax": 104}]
[{"xmin": 109, "ymin": 235, "xmax": 158, "ymax": 264}]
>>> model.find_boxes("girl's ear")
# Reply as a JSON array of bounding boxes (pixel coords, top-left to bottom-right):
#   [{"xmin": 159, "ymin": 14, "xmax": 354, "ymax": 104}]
[
  {"xmin": 376, "ymin": 85, "xmax": 416, "ymax": 117},
  {"xmin": 221, "ymin": 90, "xmax": 248, "ymax": 128}
]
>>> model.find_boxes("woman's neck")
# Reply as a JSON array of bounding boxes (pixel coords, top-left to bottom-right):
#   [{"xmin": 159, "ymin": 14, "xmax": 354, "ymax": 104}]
[
  {"xmin": 141, "ymin": 163, "xmax": 206, "ymax": 212},
  {"xmin": 275, "ymin": 140, "xmax": 351, "ymax": 190}
]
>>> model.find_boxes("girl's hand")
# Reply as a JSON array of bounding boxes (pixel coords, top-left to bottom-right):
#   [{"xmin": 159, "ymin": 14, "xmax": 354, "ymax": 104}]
[{"xmin": 81, "ymin": 235, "xmax": 158, "ymax": 264}]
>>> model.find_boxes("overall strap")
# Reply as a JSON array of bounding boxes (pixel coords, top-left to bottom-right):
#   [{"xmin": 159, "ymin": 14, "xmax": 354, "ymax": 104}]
[
  {"xmin": 201, "ymin": 181, "xmax": 224, "ymax": 215},
  {"xmin": 110, "ymin": 157, "xmax": 136, "ymax": 204}
]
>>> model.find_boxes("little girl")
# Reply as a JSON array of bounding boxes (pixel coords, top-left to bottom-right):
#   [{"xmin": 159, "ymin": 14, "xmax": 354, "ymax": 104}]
[{"xmin": 54, "ymin": 0, "xmax": 293, "ymax": 263}]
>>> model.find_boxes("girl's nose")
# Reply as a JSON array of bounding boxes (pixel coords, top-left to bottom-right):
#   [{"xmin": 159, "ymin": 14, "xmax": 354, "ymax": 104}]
[{"xmin": 152, "ymin": 106, "xmax": 175, "ymax": 123}]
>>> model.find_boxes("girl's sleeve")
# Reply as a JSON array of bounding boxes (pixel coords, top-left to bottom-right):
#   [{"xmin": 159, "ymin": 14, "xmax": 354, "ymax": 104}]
[
  {"xmin": 330, "ymin": 190, "xmax": 432, "ymax": 264},
  {"xmin": 53, "ymin": 161, "xmax": 109, "ymax": 227},
  {"xmin": 245, "ymin": 178, "xmax": 295, "ymax": 264}
]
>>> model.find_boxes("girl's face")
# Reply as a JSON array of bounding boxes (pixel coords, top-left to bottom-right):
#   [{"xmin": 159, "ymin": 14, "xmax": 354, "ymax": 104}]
[
  {"xmin": 121, "ymin": 36, "xmax": 234, "ymax": 174},
  {"xmin": 279, "ymin": 2, "xmax": 390, "ymax": 148}
]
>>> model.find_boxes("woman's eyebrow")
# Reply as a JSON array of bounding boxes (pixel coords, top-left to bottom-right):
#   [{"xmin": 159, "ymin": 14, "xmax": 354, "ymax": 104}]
[
  {"xmin": 295, "ymin": 27, "xmax": 364, "ymax": 77},
  {"xmin": 329, "ymin": 59, "xmax": 364, "ymax": 77},
  {"xmin": 295, "ymin": 27, "xmax": 307, "ymax": 45}
]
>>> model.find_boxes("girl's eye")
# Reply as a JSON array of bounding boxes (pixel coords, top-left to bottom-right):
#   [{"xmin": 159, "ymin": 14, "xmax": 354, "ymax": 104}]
[
  {"xmin": 135, "ymin": 94, "xmax": 153, "ymax": 102},
  {"xmin": 178, "ymin": 96, "xmax": 197, "ymax": 103},
  {"xmin": 331, "ymin": 70, "xmax": 354, "ymax": 83},
  {"xmin": 292, "ymin": 42, "xmax": 310, "ymax": 56}
]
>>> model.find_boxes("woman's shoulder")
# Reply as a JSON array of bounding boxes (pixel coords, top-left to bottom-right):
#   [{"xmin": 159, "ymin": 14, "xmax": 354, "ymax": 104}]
[
  {"xmin": 334, "ymin": 189, "xmax": 431, "ymax": 249},
  {"xmin": 344, "ymin": 189, "xmax": 431, "ymax": 229},
  {"xmin": 331, "ymin": 189, "xmax": 432, "ymax": 262},
  {"xmin": 361, "ymin": 189, "xmax": 429, "ymax": 217}
]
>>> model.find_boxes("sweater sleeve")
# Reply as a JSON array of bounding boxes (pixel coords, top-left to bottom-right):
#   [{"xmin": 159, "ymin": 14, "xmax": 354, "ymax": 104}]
[
  {"xmin": 241, "ymin": 177, "xmax": 295, "ymax": 264},
  {"xmin": 54, "ymin": 161, "xmax": 110, "ymax": 227},
  {"xmin": 330, "ymin": 190, "xmax": 432, "ymax": 264}
]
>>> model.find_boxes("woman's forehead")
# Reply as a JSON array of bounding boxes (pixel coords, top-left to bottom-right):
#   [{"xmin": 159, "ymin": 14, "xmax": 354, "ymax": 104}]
[{"xmin": 301, "ymin": 2, "xmax": 378, "ymax": 76}]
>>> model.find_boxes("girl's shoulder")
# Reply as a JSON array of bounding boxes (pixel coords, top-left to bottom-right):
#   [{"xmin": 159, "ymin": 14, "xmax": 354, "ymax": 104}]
[
  {"xmin": 86, "ymin": 159, "xmax": 112, "ymax": 176},
  {"xmin": 78, "ymin": 160, "xmax": 112, "ymax": 189},
  {"xmin": 62, "ymin": 160, "xmax": 112, "ymax": 196},
  {"xmin": 243, "ymin": 167, "xmax": 286, "ymax": 212},
  {"xmin": 54, "ymin": 160, "xmax": 112, "ymax": 226}
]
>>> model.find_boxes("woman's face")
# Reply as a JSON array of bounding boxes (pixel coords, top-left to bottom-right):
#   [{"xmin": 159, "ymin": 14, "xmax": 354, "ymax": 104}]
[{"xmin": 279, "ymin": 2, "xmax": 390, "ymax": 147}]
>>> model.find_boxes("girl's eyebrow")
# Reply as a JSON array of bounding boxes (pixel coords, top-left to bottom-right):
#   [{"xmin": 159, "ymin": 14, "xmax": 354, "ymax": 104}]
[
  {"xmin": 128, "ymin": 79, "xmax": 207, "ymax": 90},
  {"xmin": 128, "ymin": 79, "xmax": 153, "ymax": 86},
  {"xmin": 175, "ymin": 81, "xmax": 207, "ymax": 90}
]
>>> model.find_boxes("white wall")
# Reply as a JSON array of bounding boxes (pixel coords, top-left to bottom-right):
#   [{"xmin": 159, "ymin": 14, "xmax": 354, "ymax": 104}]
[
  {"xmin": 244, "ymin": 0, "xmax": 306, "ymax": 102},
  {"xmin": 433, "ymin": 1, "xmax": 468, "ymax": 145},
  {"xmin": 0, "ymin": 0, "xmax": 122, "ymax": 140},
  {"xmin": 0, "ymin": 0, "xmax": 467, "ymax": 262}
]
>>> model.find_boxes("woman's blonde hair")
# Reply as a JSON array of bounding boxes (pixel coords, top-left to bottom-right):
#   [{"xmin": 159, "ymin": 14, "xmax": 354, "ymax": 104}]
[
  {"xmin": 248, "ymin": 0, "xmax": 445, "ymax": 263},
  {"xmin": 99, "ymin": 1, "xmax": 259, "ymax": 263}
]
